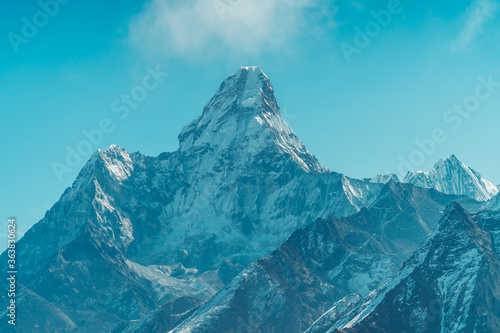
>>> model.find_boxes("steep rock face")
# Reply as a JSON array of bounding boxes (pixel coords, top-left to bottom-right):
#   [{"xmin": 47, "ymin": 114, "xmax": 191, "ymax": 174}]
[
  {"xmin": 168, "ymin": 185, "xmax": 474, "ymax": 333},
  {"xmin": 403, "ymin": 155, "xmax": 498, "ymax": 201},
  {"xmin": 327, "ymin": 203, "xmax": 500, "ymax": 333}
]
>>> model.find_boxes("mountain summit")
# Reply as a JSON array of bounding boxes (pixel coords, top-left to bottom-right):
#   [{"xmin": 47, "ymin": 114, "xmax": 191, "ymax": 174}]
[
  {"xmin": 178, "ymin": 66, "xmax": 327, "ymax": 174},
  {"xmin": 403, "ymin": 155, "xmax": 499, "ymax": 201}
]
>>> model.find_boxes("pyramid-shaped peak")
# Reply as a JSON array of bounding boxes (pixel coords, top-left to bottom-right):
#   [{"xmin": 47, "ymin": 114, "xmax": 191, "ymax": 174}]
[
  {"xmin": 403, "ymin": 155, "xmax": 499, "ymax": 201},
  {"xmin": 75, "ymin": 145, "xmax": 133, "ymax": 185},
  {"xmin": 177, "ymin": 67, "xmax": 328, "ymax": 174},
  {"xmin": 424, "ymin": 201, "xmax": 492, "ymax": 271},
  {"xmin": 178, "ymin": 67, "xmax": 280, "ymax": 152},
  {"xmin": 442, "ymin": 201, "xmax": 467, "ymax": 218}
]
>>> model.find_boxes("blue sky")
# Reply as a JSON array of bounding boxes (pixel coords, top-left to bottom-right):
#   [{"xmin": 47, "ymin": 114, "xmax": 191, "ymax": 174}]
[{"xmin": 1, "ymin": 0, "xmax": 500, "ymax": 244}]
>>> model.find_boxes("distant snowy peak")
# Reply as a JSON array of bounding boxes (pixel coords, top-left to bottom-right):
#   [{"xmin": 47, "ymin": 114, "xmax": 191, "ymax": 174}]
[
  {"xmin": 403, "ymin": 155, "xmax": 499, "ymax": 201},
  {"xmin": 178, "ymin": 66, "xmax": 328, "ymax": 173},
  {"xmin": 365, "ymin": 173, "xmax": 400, "ymax": 184}
]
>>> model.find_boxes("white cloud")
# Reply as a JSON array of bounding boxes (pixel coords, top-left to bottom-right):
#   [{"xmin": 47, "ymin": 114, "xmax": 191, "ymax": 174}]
[
  {"xmin": 128, "ymin": 0, "xmax": 335, "ymax": 60},
  {"xmin": 453, "ymin": 0, "xmax": 498, "ymax": 49}
]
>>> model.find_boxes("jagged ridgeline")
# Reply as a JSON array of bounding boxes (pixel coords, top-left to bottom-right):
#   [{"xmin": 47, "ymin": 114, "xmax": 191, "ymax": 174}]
[{"xmin": 1, "ymin": 67, "xmax": 498, "ymax": 333}]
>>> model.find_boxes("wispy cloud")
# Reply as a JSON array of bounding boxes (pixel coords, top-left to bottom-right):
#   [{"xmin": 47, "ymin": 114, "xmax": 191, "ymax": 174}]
[
  {"xmin": 453, "ymin": 0, "xmax": 498, "ymax": 49},
  {"xmin": 128, "ymin": 0, "xmax": 336, "ymax": 61}
]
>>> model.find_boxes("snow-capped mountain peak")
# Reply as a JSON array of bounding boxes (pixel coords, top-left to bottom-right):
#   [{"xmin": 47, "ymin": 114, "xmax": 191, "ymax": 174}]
[
  {"xmin": 178, "ymin": 66, "xmax": 328, "ymax": 173},
  {"xmin": 77, "ymin": 144, "xmax": 133, "ymax": 184},
  {"xmin": 403, "ymin": 155, "xmax": 499, "ymax": 201},
  {"xmin": 96, "ymin": 145, "xmax": 134, "ymax": 181}
]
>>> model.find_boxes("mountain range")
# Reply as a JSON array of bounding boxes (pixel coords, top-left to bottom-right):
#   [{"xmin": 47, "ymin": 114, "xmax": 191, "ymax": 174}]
[
  {"xmin": 2, "ymin": 67, "xmax": 499, "ymax": 333},
  {"xmin": 315, "ymin": 203, "xmax": 500, "ymax": 333}
]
